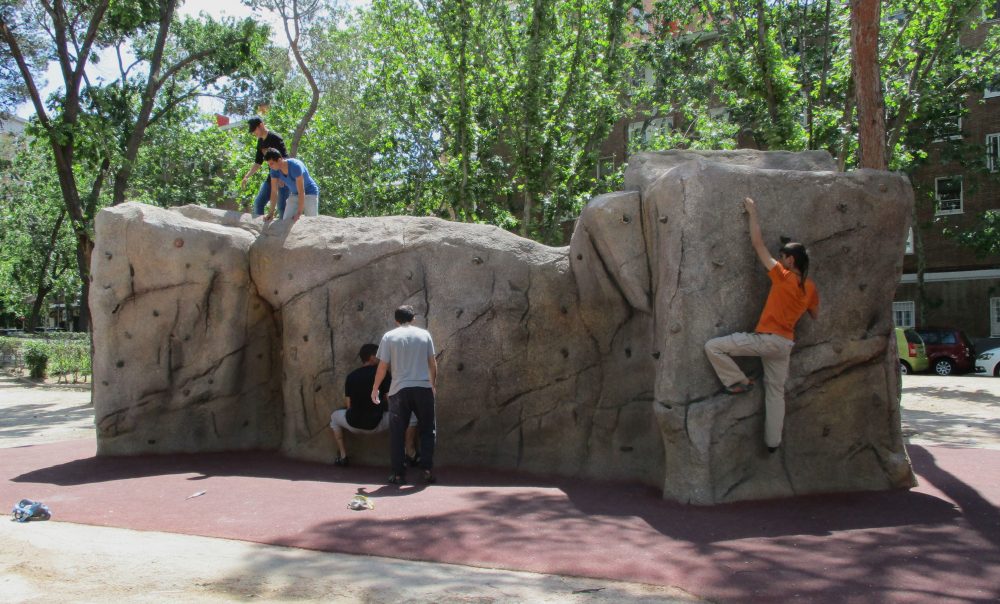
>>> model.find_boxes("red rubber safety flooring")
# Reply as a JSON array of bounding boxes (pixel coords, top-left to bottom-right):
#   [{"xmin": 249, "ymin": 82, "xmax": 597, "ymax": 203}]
[{"xmin": 2, "ymin": 441, "xmax": 998, "ymax": 603}]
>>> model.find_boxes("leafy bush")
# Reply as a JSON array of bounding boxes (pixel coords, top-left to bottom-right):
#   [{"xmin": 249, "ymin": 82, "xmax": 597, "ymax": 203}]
[
  {"xmin": 41, "ymin": 332, "xmax": 89, "ymax": 342},
  {"xmin": 0, "ymin": 335, "xmax": 90, "ymax": 382},
  {"xmin": 23, "ymin": 342, "xmax": 48, "ymax": 379}
]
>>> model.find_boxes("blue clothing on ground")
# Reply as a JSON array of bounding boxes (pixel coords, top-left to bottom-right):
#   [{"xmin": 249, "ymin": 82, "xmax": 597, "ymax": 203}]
[{"xmin": 270, "ymin": 158, "xmax": 319, "ymax": 197}]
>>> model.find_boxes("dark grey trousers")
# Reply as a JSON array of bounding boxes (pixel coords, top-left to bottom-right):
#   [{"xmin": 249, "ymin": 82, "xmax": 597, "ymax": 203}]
[{"xmin": 388, "ymin": 387, "xmax": 436, "ymax": 476}]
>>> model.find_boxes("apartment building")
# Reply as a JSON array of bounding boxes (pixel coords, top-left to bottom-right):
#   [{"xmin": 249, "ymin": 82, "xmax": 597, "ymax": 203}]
[{"xmin": 893, "ymin": 11, "xmax": 1000, "ymax": 345}]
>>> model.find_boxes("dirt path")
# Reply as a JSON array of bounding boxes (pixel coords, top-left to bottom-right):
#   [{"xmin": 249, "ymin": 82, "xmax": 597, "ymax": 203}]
[
  {"xmin": 898, "ymin": 374, "xmax": 1000, "ymax": 449},
  {"xmin": 0, "ymin": 520, "xmax": 697, "ymax": 603},
  {"xmin": 0, "ymin": 376, "xmax": 93, "ymax": 448}
]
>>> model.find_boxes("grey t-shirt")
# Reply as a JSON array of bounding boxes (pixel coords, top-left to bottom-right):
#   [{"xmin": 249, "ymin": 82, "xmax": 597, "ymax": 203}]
[{"xmin": 376, "ymin": 324, "xmax": 435, "ymax": 396}]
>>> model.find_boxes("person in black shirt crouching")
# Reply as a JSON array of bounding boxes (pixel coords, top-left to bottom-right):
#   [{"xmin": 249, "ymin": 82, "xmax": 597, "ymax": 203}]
[{"xmin": 329, "ymin": 344, "xmax": 418, "ymax": 466}]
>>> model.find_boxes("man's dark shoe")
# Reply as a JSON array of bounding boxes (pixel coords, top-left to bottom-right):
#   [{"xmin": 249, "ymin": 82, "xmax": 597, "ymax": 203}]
[
  {"xmin": 422, "ymin": 469, "xmax": 437, "ymax": 484},
  {"xmin": 334, "ymin": 456, "xmax": 349, "ymax": 467},
  {"xmin": 387, "ymin": 473, "xmax": 406, "ymax": 485},
  {"xmin": 767, "ymin": 446, "xmax": 778, "ymax": 454}
]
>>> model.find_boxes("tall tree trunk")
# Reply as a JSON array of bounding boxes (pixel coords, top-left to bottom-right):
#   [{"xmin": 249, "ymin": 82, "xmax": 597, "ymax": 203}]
[
  {"xmin": 26, "ymin": 210, "xmax": 67, "ymax": 331},
  {"xmin": 285, "ymin": 0, "xmax": 320, "ymax": 157},
  {"xmin": 50, "ymin": 142, "xmax": 96, "ymax": 332},
  {"xmin": 112, "ymin": 0, "xmax": 184, "ymax": 205},
  {"xmin": 584, "ymin": 0, "xmax": 627, "ymax": 154},
  {"xmin": 519, "ymin": 0, "xmax": 549, "ymax": 237},
  {"xmin": 456, "ymin": 0, "xmax": 473, "ymax": 221},
  {"xmin": 755, "ymin": 0, "xmax": 780, "ymax": 128},
  {"xmin": 850, "ymin": 0, "xmax": 887, "ymax": 170},
  {"xmin": 818, "ymin": 0, "xmax": 833, "ymax": 103},
  {"xmin": 74, "ymin": 235, "xmax": 94, "ymax": 333},
  {"xmin": 288, "ymin": 43, "xmax": 319, "ymax": 157},
  {"xmin": 27, "ymin": 287, "xmax": 51, "ymax": 332},
  {"xmin": 1, "ymin": 0, "xmax": 110, "ymax": 332},
  {"xmin": 836, "ymin": 75, "xmax": 856, "ymax": 172}
]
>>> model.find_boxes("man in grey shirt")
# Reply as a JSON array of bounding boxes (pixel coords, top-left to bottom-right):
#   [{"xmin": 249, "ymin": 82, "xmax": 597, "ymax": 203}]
[{"xmin": 371, "ymin": 305, "xmax": 438, "ymax": 484}]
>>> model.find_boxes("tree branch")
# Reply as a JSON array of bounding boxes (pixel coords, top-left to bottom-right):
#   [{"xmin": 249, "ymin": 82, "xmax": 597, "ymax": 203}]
[{"xmin": 0, "ymin": 16, "xmax": 51, "ymax": 130}]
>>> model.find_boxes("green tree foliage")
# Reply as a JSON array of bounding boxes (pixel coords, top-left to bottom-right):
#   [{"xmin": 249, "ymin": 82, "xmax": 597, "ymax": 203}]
[
  {"xmin": 0, "ymin": 0, "xmax": 273, "ymax": 330},
  {"xmin": 0, "ymin": 137, "xmax": 79, "ymax": 331},
  {"xmin": 0, "ymin": 1, "xmax": 45, "ymax": 114},
  {"xmin": 243, "ymin": 0, "xmax": 326, "ymax": 156},
  {"xmin": 329, "ymin": 0, "xmax": 634, "ymax": 242},
  {"xmin": 103, "ymin": 6, "xmax": 273, "ymax": 205},
  {"xmin": 129, "ymin": 104, "xmax": 251, "ymax": 209},
  {"xmin": 882, "ymin": 0, "xmax": 1000, "ymax": 169},
  {"xmin": 634, "ymin": 0, "xmax": 999, "ymax": 279},
  {"xmin": 267, "ymin": 8, "xmax": 414, "ymax": 218},
  {"xmin": 248, "ymin": 0, "xmax": 632, "ymax": 242},
  {"xmin": 943, "ymin": 210, "xmax": 1000, "ymax": 257},
  {"xmin": 636, "ymin": 1, "xmax": 1000, "ymax": 165},
  {"xmin": 6, "ymin": 0, "xmax": 999, "ymax": 269},
  {"xmin": 637, "ymin": 0, "xmax": 848, "ymax": 155}
]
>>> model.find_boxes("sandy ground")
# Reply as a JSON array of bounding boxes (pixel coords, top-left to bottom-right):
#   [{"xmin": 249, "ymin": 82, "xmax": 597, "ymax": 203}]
[
  {"xmin": 0, "ymin": 371, "xmax": 997, "ymax": 602},
  {"xmin": 898, "ymin": 374, "xmax": 1000, "ymax": 449},
  {"xmin": 0, "ymin": 377, "xmax": 94, "ymax": 448},
  {"xmin": 0, "ymin": 521, "xmax": 697, "ymax": 603}
]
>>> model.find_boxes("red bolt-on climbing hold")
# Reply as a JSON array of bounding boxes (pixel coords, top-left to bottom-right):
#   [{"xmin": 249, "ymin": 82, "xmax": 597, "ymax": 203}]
[{"xmin": 174, "ymin": 238, "xmax": 184, "ymax": 248}]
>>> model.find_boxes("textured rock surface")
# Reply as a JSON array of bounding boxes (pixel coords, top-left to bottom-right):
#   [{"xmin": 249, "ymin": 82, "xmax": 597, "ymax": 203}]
[
  {"xmin": 92, "ymin": 204, "xmax": 281, "ymax": 455},
  {"xmin": 247, "ymin": 216, "xmax": 661, "ymax": 482},
  {"xmin": 634, "ymin": 154, "xmax": 914, "ymax": 503},
  {"xmin": 91, "ymin": 150, "xmax": 916, "ymax": 503},
  {"xmin": 92, "ymin": 205, "xmax": 662, "ymax": 484}
]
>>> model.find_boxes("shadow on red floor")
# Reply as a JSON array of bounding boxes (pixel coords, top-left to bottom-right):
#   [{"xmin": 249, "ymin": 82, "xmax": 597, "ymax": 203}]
[{"xmin": 2, "ymin": 441, "xmax": 998, "ymax": 603}]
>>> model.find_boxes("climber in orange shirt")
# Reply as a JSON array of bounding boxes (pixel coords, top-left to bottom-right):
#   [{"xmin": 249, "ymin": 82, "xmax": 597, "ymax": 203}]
[{"xmin": 704, "ymin": 197, "xmax": 820, "ymax": 453}]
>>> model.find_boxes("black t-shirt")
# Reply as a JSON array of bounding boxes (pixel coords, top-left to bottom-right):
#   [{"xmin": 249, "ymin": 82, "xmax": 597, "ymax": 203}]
[
  {"xmin": 344, "ymin": 365, "xmax": 390, "ymax": 430},
  {"xmin": 254, "ymin": 131, "xmax": 288, "ymax": 165}
]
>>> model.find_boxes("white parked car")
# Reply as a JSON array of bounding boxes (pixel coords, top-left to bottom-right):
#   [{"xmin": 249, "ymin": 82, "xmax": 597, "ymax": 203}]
[{"xmin": 975, "ymin": 347, "xmax": 1000, "ymax": 377}]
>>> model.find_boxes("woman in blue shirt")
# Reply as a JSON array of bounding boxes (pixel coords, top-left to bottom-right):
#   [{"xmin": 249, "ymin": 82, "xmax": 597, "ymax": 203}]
[{"xmin": 262, "ymin": 148, "xmax": 319, "ymax": 221}]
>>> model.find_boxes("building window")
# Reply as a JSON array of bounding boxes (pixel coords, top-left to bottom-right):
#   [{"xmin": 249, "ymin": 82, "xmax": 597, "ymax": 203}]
[
  {"xmin": 932, "ymin": 109, "xmax": 963, "ymax": 141},
  {"xmin": 894, "ymin": 301, "xmax": 915, "ymax": 329},
  {"xmin": 992, "ymin": 297, "xmax": 1000, "ymax": 337},
  {"xmin": 989, "ymin": 1, "xmax": 1000, "ymax": 22},
  {"xmin": 596, "ymin": 155, "xmax": 615, "ymax": 180},
  {"xmin": 905, "ymin": 227, "xmax": 913, "ymax": 254},
  {"xmin": 627, "ymin": 121, "xmax": 645, "ymax": 145},
  {"xmin": 628, "ymin": 66, "xmax": 654, "ymax": 92},
  {"xmin": 935, "ymin": 176, "xmax": 963, "ymax": 215},
  {"xmin": 988, "ymin": 133, "xmax": 1000, "ymax": 171},
  {"xmin": 627, "ymin": 116, "xmax": 674, "ymax": 146},
  {"xmin": 709, "ymin": 106, "xmax": 731, "ymax": 121},
  {"xmin": 986, "ymin": 84, "xmax": 1000, "ymax": 99},
  {"xmin": 647, "ymin": 116, "xmax": 672, "ymax": 140}
]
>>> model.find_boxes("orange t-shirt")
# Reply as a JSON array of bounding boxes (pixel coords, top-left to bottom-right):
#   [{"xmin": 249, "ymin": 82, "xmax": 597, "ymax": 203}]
[{"xmin": 754, "ymin": 264, "xmax": 819, "ymax": 341}]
